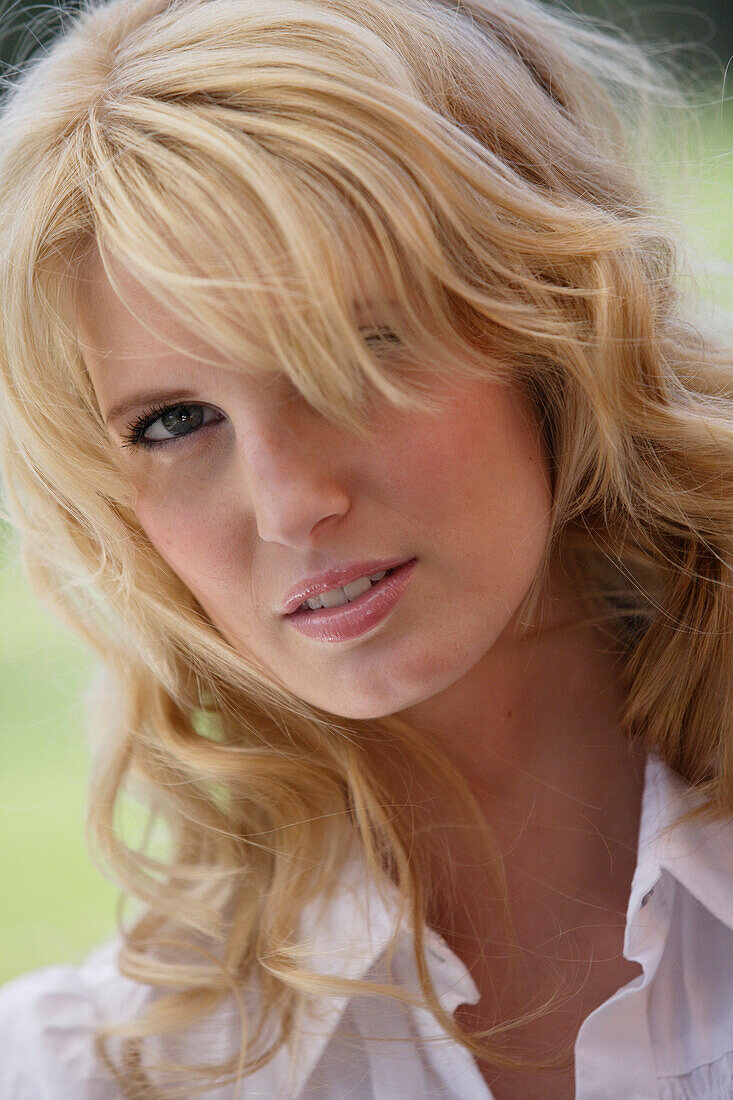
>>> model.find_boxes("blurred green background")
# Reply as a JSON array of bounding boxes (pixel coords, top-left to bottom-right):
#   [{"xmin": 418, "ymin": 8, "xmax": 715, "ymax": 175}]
[
  {"xmin": 0, "ymin": 535, "xmax": 115, "ymax": 983},
  {"xmin": 0, "ymin": 0, "xmax": 731, "ymax": 985}
]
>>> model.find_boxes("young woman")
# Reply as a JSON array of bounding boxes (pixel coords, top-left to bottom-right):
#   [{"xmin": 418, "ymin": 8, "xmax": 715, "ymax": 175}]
[{"xmin": 0, "ymin": 0, "xmax": 730, "ymax": 1096}]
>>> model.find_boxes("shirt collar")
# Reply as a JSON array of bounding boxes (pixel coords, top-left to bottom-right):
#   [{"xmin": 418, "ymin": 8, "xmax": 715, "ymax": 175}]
[
  {"xmin": 283, "ymin": 832, "xmax": 479, "ymax": 1091},
  {"xmin": 627, "ymin": 751, "xmax": 733, "ymax": 933},
  {"xmin": 282, "ymin": 750, "xmax": 733, "ymax": 1092}
]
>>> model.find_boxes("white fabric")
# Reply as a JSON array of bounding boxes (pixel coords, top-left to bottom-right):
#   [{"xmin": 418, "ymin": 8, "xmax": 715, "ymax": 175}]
[{"xmin": 2, "ymin": 752, "xmax": 733, "ymax": 1098}]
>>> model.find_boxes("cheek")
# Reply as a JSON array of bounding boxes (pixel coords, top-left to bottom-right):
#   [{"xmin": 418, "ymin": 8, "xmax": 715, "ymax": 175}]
[
  {"xmin": 403, "ymin": 390, "xmax": 551, "ymax": 543},
  {"xmin": 133, "ymin": 492, "xmax": 244, "ymax": 609},
  {"xmin": 394, "ymin": 384, "xmax": 553, "ymax": 623}
]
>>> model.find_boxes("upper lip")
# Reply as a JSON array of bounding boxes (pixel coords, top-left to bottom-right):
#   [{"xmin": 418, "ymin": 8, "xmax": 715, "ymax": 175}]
[{"xmin": 279, "ymin": 557, "xmax": 414, "ymax": 615}]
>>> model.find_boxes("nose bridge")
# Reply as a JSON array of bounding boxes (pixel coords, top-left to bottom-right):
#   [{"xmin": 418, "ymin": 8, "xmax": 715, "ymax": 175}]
[{"xmin": 234, "ymin": 401, "xmax": 351, "ymax": 545}]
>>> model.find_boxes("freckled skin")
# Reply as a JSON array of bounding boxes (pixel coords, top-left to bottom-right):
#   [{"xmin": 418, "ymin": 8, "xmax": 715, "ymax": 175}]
[{"xmin": 80, "ymin": 251, "xmax": 554, "ymax": 724}]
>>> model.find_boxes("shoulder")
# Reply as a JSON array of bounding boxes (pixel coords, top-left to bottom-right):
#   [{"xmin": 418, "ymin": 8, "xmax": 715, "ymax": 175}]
[
  {"xmin": 0, "ymin": 937, "xmax": 293, "ymax": 1098},
  {"xmin": 0, "ymin": 937, "xmax": 142, "ymax": 1100}
]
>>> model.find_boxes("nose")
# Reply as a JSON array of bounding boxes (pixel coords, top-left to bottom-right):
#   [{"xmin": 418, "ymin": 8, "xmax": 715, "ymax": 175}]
[{"xmin": 235, "ymin": 414, "xmax": 352, "ymax": 546}]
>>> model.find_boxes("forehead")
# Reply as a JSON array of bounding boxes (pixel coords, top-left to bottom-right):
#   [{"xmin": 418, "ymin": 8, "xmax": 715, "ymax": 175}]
[
  {"xmin": 76, "ymin": 245, "xmax": 396, "ymax": 374},
  {"xmin": 78, "ymin": 248, "xmax": 217, "ymax": 372}
]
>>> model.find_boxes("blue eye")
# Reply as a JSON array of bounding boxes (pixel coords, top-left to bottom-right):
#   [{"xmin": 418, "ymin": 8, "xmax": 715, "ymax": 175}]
[
  {"xmin": 121, "ymin": 403, "xmax": 222, "ymax": 449},
  {"xmin": 118, "ymin": 329, "xmax": 401, "ymax": 450}
]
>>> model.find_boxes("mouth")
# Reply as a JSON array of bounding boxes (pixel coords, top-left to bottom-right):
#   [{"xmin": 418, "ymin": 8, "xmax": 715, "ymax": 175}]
[
  {"xmin": 286, "ymin": 564, "xmax": 403, "ymax": 616},
  {"xmin": 283, "ymin": 558, "xmax": 418, "ymax": 642}
]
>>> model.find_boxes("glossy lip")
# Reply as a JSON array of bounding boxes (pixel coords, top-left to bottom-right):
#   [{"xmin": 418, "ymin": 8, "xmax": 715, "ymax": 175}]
[
  {"xmin": 284, "ymin": 558, "xmax": 418, "ymax": 642},
  {"xmin": 279, "ymin": 556, "xmax": 414, "ymax": 616}
]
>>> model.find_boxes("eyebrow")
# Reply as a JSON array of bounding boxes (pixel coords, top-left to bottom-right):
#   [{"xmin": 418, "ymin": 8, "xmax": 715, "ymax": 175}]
[{"xmin": 101, "ymin": 315, "xmax": 398, "ymax": 426}]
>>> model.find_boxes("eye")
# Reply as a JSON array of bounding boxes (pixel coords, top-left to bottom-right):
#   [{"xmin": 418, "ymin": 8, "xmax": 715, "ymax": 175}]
[
  {"xmin": 121, "ymin": 402, "xmax": 223, "ymax": 449},
  {"xmin": 361, "ymin": 325, "xmax": 402, "ymax": 352}
]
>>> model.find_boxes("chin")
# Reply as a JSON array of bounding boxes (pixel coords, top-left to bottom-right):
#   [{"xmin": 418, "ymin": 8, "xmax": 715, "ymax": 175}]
[
  {"xmin": 322, "ymin": 696, "xmax": 403, "ymax": 721},
  {"xmin": 294, "ymin": 679, "xmax": 406, "ymax": 721},
  {"xmin": 318, "ymin": 677, "xmax": 438, "ymax": 722}
]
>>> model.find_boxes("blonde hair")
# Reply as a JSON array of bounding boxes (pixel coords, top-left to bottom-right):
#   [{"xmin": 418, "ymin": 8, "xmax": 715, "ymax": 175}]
[{"xmin": 0, "ymin": 0, "xmax": 731, "ymax": 1093}]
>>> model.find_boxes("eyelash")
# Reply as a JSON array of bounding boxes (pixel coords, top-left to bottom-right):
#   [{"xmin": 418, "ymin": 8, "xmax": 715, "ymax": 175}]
[
  {"xmin": 120, "ymin": 327, "xmax": 402, "ymax": 450},
  {"xmin": 120, "ymin": 402, "xmax": 222, "ymax": 450}
]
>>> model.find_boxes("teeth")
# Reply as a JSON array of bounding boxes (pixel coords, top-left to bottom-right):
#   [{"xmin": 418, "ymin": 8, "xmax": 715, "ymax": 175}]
[
  {"xmin": 302, "ymin": 569, "xmax": 389, "ymax": 611},
  {"xmin": 341, "ymin": 574, "xmax": 374, "ymax": 602},
  {"xmin": 319, "ymin": 586, "xmax": 350, "ymax": 609}
]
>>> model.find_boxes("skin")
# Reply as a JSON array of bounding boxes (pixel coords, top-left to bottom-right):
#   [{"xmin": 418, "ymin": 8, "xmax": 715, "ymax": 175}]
[{"xmin": 79, "ymin": 249, "xmax": 646, "ymax": 1097}]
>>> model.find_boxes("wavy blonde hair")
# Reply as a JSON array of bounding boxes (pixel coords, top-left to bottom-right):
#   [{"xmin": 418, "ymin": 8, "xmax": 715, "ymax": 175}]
[{"xmin": 0, "ymin": 0, "xmax": 731, "ymax": 1093}]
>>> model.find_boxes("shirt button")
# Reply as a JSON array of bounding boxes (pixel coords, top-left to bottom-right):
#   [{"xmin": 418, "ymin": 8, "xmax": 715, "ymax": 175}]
[{"xmin": 641, "ymin": 887, "xmax": 654, "ymax": 908}]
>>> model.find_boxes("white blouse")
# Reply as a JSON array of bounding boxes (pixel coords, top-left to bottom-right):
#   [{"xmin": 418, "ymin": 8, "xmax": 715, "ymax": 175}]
[{"xmin": 2, "ymin": 752, "xmax": 733, "ymax": 1099}]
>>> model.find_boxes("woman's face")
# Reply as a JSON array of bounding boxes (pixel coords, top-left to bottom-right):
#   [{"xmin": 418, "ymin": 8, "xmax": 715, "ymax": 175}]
[{"xmin": 80, "ymin": 252, "xmax": 554, "ymax": 720}]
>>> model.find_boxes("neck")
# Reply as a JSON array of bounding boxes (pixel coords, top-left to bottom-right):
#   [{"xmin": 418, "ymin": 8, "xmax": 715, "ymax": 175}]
[{"xmin": 379, "ymin": 561, "xmax": 647, "ymax": 995}]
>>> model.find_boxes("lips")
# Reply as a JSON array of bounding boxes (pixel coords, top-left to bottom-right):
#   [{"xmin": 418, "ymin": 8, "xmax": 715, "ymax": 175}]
[
  {"xmin": 284, "ymin": 558, "xmax": 418, "ymax": 642},
  {"xmin": 279, "ymin": 556, "xmax": 413, "ymax": 616},
  {"xmin": 294, "ymin": 566, "xmax": 400, "ymax": 613}
]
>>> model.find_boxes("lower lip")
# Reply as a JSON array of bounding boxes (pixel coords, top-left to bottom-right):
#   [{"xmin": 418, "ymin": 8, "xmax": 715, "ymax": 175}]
[{"xmin": 284, "ymin": 558, "xmax": 418, "ymax": 642}]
